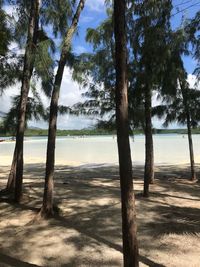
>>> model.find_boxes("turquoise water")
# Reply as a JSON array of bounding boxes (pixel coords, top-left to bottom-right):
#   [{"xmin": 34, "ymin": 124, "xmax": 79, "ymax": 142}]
[{"xmin": 0, "ymin": 134, "xmax": 199, "ymax": 166}]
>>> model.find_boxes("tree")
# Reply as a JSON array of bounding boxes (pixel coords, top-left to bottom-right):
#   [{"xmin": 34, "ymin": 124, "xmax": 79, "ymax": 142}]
[
  {"xmin": 72, "ymin": 1, "xmax": 173, "ymax": 199},
  {"xmin": 4, "ymin": 35, "xmax": 55, "ymax": 193},
  {"xmin": 153, "ymin": 82, "xmax": 200, "ymax": 181},
  {"xmin": 0, "ymin": 0, "xmax": 12, "ymax": 56},
  {"xmin": 179, "ymin": 77, "xmax": 197, "ymax": 181},
  {"xmin": 71, "ymin": 9, "xmax": 115, "ymax": 123},
  {"xmin": 114, "ymin": 0, "xmax": 139, "ymax": 266},
  {"xmin": 184, "ymin": 11, "xmax": 200, "ymax": 180},
  {"xmin": 14, "ymin": 0, "xmax": 40, "ymax": 202},
  {"xmin": 4, "ymin": 91, "xmax": 45, "ymax": 190},
  {"xmin": 153, "ymin": 55, "xmax": 200, "ymax": 181},
  {"xmin": 185, "ymin": 11, "xmax": 200, "ymax": 80},
  {"xmin": 4, "ymin": 0, "xmax": 70, "ymax": 195},
  {"xmin": 130, "ymin": 0, "xmax": 172, "ymax": 196},
  {"xmin": 39, "ymin": 0, "xmax": 86, "ymax": 218},
  {"xmin": 155, "ymin": 25, "xmax": 200, "ymax": 181},
  {"xmin": 0, "ymin": 1, "xmax": 21, "ymax": 92}
]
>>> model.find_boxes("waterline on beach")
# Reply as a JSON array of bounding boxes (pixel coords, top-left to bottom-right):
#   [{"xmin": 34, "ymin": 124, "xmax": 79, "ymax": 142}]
[{"xmin": 0, "ymin": 134, "xmax": 199, "ymax": 166}]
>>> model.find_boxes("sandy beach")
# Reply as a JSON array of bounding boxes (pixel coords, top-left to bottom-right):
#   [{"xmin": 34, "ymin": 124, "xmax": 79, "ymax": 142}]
[{"xmin": 0, "ymin": 161, "xmax": 199, "ymax": 267}]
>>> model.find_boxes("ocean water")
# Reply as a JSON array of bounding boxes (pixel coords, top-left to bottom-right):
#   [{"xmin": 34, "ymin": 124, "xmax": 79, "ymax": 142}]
[{"xmin": 0, "ymin": 134, "xmax": 199, "ymax": 166}]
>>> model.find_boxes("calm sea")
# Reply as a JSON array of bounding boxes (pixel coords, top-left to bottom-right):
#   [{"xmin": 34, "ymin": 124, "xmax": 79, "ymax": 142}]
[{"xmin": 0, "ymin": 134, "xmax": 199, "ymax": 166}]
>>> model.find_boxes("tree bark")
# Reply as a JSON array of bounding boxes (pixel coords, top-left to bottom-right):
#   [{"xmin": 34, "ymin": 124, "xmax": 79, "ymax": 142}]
[
  {"xmin": 6, "ymin": 146, "xmax": 17, "ymax": 191},
  {"xmin": 114, "ymin": 1, "xmax": 139, "ymax": 266},
  {"xmin": 186, "ymin": 112, "xmax": 196, "ymax": 181},
  {"xmin": 40, "ymin": 0, "xmax": 86, "ymax": 218},
  {"xmin": 143, "ymin": 86, "xmax": 154, "ymax": 197},
  {"xmin": 180, "ymin": 79, "xmax": 196, "ymax": 181},
  {"xmin": 14, "ymin": 0, "xmax": 40, "ymax": 203}
]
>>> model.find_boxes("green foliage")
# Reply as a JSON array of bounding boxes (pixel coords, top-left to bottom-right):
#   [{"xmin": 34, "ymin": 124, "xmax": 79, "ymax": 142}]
[
  {"xmin": 0, "ymin": 3, "xmax": 16, "ymax": 92},
  {"xmin": 2, "ymin": 0, "xmax": 77, "ymax": 97},
  {"xmin": 40, "ymin": 0, "xmax": 76, "ymax": 37},
  {"xmin": 153, "ymin": 87, "xmax": 200, "ymax": 128},
  {"xmin": 42, "ymin": 105, "xmax": 71, "ymax": 121},
  {"xmin": 33, "ymin": 37, "xmax": 55, "ymax": 97},
  {"xmin": 0, "ymin": 54, "xmax": 23, "ymax": 93},
  {"xmin": 185, "ymin": 11, "xmax": 200, "ymax": 80},
  {"xmin": 0, "ymin": 8, "xmax": 12, "ymax": 56},
  {"xmin": 153, "ymin": 15, "xmax": 200, "ymax": 129},
  {"xmin": 72, "ymin": 1, "xmax": 174, "ymax": 132},
  {"xmin": 129, "ymin": 0, "xmax": 173, "ymax": 94},
  {"xmin": 71, "ymin": 9, "xmax": 115, "ymax": 126},
  {"xmin": 3, "ymin": 88, "xmax": 46, "ymax": 135}
]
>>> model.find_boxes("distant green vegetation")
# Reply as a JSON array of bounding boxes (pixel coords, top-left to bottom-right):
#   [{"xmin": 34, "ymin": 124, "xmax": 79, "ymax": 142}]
[
  {"xmin": 1, "ymin": 126, "xmax": 200, "ymax": 137},
  {"xmin": 25, "ymin": 128, "xmax": 116, "ymax": 136},
  {"xmin": 154, "ymin": 128, "xmax": 200, "ymax": 134}
]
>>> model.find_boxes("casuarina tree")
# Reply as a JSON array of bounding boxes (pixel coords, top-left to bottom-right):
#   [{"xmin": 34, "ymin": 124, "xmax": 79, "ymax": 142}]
[
  {"xmin": 39, "ymin": 0, "xmax": 86, "ymax": 218},
  {"xmin": 14, "ymin": 0, "xmax": 40, "ymax": 202},
  {"xmin": 114, "ymin": 0, "xmax": 139, "ymax": 266}
]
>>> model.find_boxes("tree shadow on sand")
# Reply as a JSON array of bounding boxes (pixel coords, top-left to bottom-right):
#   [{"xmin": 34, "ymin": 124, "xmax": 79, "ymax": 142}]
[
  {"xmin": 0, "ymin": 252, "xmax": 41, "ymax": 267},
  {"xmin": 0, "ymin": 163, "xmax": 199, "ymax": 266}
]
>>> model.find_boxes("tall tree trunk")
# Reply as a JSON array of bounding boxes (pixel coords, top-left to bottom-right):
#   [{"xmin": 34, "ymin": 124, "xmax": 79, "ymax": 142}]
[
  {"xmin": 186, "ymin": 112, "xmax": 196, "ymax": 181},
  {"xmin": 143, "ymin": 86, "xmax": 154, "ymax": 197},
  {"xmin": 114, "ymin": 1, "xmax": 139, "ymax": 266},
  {"xmin": 14, "ymin": 0, "xmax": 40, "ymax": 203},
  {"xmin": 180, "ymin": 79, "xmax": 196, "ymax": 181},
  {"xmin": 40, "ymin": 0, "xmax": 85, "ymax": 218}
]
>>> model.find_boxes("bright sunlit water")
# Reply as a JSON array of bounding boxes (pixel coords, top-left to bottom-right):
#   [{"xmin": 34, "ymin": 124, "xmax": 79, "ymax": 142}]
[{"xmin": 0, "ymin": 134, "xmax": 200, "ymax": 166}]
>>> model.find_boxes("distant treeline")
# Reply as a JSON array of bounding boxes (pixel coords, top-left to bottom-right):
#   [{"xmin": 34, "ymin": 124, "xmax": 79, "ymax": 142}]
[{"xmin": 1, "ymin": 127, "xmax": 200, "ymax": 137}]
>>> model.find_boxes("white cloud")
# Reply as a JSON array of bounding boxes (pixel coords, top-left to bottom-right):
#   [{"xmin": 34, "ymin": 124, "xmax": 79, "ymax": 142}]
[
  {"xmin": 57, "ymin": 115, "xmax": 96, "ymax": 130},
  {"xmin": 0, "ymin": 85, "xmax": 20, "ymax": 113},
  {"xmin": 73, "ymin": 45, "xmax": 87, "ymax": 54},
  {"xmin": 0, "ymin": 67, "xmax": 95, "ymax": 130},
  {"xmin": 8, "ymin": 42, "xmax": 25, "ymax": 56},
  {"xmin": 56, "ymin": 67, "xmax": 96, "ymax": 129},
  {"xmin": 58, "ymin": 67, "xmax": 84, "ymax": 106},
  {"xmin": 5, "ymin": 70, "xmax": 199, "ymax": 131},
  {"xmin": 3, "ymin": 4, "xmax": 17, "ymax": 16},
  {"xmin": 86, "ymin": 0, "xmax": 105, "ymax": 12},
  {"xmin": 80, "ymin": 15, "xmax": 94, "ymax": 24},
  {"xmin": 187, "ymin": 74, "xmax": 200, "ymax": 89}
]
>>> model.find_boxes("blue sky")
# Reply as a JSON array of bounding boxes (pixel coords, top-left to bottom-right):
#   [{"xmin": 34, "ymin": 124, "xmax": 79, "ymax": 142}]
[
  {"xmin": 72, "ymin": 0, "xmax": 200, "ymax": 73},
  {"xmin": 171, "ymin": 0, "xmax": 200, "ymax": 73},
  {"xmin": 1, "ymin": 0, "xmax": 200, "ymax": 130}
]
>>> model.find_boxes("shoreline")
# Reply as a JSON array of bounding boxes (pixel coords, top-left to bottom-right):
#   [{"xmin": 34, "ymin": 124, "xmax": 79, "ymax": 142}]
[{"xmin": 1, "ymin": 133, "xmax": 200, "ymax": 138}]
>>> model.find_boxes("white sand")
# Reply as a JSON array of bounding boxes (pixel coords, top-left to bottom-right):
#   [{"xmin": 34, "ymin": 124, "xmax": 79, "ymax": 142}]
[{"xmin": 0, "ymin": 163, "xmax": 200, "ymax": 267}]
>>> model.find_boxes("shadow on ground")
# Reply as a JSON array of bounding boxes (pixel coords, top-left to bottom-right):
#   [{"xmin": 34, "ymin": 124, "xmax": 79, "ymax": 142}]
[{"xmin": 0, "ymin": 163, "xmax": 200, "ymax": 266}]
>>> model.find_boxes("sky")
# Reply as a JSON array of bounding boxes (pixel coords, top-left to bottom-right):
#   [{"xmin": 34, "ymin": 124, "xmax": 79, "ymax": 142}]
[{"xmin": 1, "ymin": 0, "xmax": 200, "ymax": 130}]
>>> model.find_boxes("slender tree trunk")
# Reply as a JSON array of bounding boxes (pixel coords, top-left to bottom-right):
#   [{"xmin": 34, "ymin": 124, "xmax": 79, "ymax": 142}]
[
  {"xmin": 143, "ymin": 86, "xmax": 154, "ymax": 197},
  {"xmin": 6, "ymin": 146, "xmax": 17, "ymax": 191},
  {"xmin": 186, "ymin": 112, "xmax": 196, "ymax": 181},
  {"xmin": 114, "ymin": 1, "xmax": 139, "ymax": 266},
  {"xmin": 40, "ymin": 0, "xmax": 85, "ymax": 218},
  {"xmin": 180, "ymin": 79, "xmax": 196, "ymax": 181},
  {"xmin": 14, "ymin": 0, "xmax": 40, "ymax": 203}
]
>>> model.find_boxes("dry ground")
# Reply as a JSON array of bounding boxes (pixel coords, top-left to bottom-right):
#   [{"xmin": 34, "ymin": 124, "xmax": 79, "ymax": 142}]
[{"xmin": 0, "ymin": 163, "xmax": 200, "ymax": 267}]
